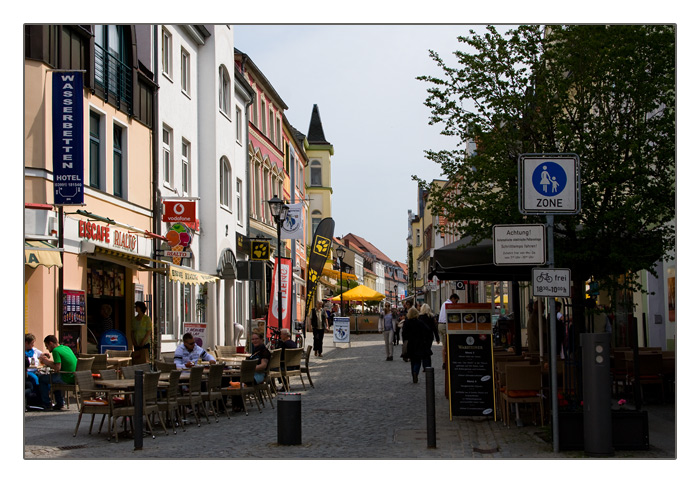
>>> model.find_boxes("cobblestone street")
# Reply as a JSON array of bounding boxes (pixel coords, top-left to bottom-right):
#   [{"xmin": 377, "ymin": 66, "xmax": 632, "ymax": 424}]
[{"xmin": 24, "ymin": 334, "xmax": 675, "ymax": 462}]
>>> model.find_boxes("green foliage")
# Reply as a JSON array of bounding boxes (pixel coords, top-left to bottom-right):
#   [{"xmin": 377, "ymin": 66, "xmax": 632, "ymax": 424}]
[{"xmin": 417, "ymin": 25, "xmax": 676, "ymax": 289}]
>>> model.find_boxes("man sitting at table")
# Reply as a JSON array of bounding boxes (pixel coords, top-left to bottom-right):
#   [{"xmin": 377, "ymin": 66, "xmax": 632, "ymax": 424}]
[
  {"xmin": 277, "ymin": 328, "xmax": 299, "ymax": 390},
  {"xmin": 38, "ymin": 335, "xmax": 77, "ymax": 410},
  {"xmin": 174, "ymin": 333, "xmax": 215, "ymax": 369}
]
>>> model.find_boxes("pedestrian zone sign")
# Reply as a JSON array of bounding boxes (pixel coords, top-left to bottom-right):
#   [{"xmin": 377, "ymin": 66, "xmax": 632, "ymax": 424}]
[{"xmin": 519, "ymin": 154, "xmax": 580, "ymax": 215}]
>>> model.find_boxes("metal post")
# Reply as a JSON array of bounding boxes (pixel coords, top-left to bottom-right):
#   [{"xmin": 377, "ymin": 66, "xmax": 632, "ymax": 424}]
[
  {"xmin": 547, "ymin": 214, "xmax": 559, "ymax": 453},
  {"xmin": 426, "ymin": 367, "xmax": 436, "ymax": 448},
  {"xmin": 134, "ymin": 370, "xmax": 143, "ymax": 450},
  {"xmin": 277, "ymin": 221, "xmax": 283, "ymax": 331}
]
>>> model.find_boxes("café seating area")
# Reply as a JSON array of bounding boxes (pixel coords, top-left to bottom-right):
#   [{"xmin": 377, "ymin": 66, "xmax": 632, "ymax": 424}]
[{"xmin": 61, "ymin": 345, "xmax": 317, "ymax": 442}]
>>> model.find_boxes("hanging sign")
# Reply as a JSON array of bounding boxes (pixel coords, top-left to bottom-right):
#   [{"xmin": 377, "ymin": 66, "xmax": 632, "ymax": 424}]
[
  {"xmin": 281, "ymin": 203, "xmax": 304, "ymax": 240},
  {"xmin": 304, "ymin": 218, "xmax": 335, "ymax": 318},
  {"xmin": 267, "ymin": 257, "xmax": 293, "ymax": 330},
  {"xmin": 163, "ymin": 200, "xmax": 196, "ymax": 223},
  {"xmin": 53, "ymin": 71, "xmax": 84, "ymax": 205},
  {"xmin": 250, "ymin": 240, "xmax": 270, "ymax": 261}
]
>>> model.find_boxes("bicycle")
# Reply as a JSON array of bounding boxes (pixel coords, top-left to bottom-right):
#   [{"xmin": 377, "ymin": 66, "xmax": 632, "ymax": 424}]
[
  {"xmin": 294, "ymin": 322, "xmax": 305, "ymax": 348},
  {"xmin": 267, "ymin": 326, "xmax": 281, "ymax": 350},
  {"xmin": 536, "ymin": 272, "xmax": 553, "ymax": 283}
]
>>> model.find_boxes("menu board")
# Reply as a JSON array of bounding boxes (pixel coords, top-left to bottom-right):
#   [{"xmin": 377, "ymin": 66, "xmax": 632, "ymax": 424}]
[
  {"xmin": 62, "ymin": 289, "xmax": 86, "ymax": 325},
  {"xmin": 447, "ymin": 331, "xmax": 495, "ymax": 419}
]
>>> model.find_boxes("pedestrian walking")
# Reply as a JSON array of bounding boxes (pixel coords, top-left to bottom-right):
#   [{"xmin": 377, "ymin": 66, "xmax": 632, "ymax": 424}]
[
  {"xmin": 402, "ymin": 306, "xmax": 435, "ymax": 383},
  {"xmin": 308, "ymin": 301, "xmax": 328, "ymax": 357},
  {"xmin": 437, "ymin": 293, "xmax": 459, "ymax": 368},
  {"xmin": 379, "ymin": 303, "xmax": 396, "ymax": 360}
]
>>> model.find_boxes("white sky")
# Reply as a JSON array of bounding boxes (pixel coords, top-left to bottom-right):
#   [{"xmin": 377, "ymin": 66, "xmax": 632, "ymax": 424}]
[{"xmin": 235, "ymin": 24, "xmax": 481, "ymax": 262}]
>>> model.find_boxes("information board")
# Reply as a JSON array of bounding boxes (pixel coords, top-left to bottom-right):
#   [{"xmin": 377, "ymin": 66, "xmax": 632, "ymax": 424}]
[
  {"xmin": 332, "ymin": 317, "xmax": 350, "ymax": 344},
  {"xmin": 447, "ymin": 331, "xmax": 496, "ymax": 419}
]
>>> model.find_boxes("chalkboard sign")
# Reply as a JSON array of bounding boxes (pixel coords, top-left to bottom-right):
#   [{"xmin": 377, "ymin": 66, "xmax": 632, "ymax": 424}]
[{"xmin": 447, "ymin": 331, "xmax": 495, "ymax": 419}]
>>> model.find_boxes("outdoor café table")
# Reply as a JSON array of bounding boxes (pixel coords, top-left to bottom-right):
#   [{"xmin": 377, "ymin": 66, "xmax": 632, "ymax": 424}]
[
  {"xmin": 95, "ymin": 378, "xmax": 168, "ymax": 390},
  {"xmin": 107, "ymin": 357, "xmax": 132, "ymax": 371}
]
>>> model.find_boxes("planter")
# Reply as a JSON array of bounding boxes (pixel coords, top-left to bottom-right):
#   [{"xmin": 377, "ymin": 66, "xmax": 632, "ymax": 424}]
[{"xmin": 557, "ymin": 410, "xmax": 649, "ymax": 451}]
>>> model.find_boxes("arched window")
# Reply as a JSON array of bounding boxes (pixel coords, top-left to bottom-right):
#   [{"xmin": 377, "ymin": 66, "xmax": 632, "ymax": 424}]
[
  {"xmin": 220, "ymin": 157, "xmax": 232, "ymax": 209},
  {"xmin": 310, "ymin": 160, "xmax": 322, "ymax": 186},
  {"xmin": 219, "ymin": 65, "xmax": 231, "ymax": 117}
]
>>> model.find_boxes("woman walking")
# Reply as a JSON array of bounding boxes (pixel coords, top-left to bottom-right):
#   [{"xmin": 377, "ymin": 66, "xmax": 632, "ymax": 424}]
[
  {"xmin": 402, "ymin": 305, "xmax": 436, "ymax": 383},
  {"xmin": 379, "ymin": 303, "xmax": 396, "ymax": 361}
]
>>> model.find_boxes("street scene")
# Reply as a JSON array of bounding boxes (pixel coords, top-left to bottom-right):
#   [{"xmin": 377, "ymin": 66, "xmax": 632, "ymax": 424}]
[{"xmin": 22, "ymin": 18, "xmax": 680, "ymax": 469}]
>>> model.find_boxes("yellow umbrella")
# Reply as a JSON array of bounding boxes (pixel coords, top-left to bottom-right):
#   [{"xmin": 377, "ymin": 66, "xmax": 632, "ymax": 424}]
[
  {"xmin": 331, "ymin": 284, "xmax": 385, "ymax": 302},
  {"xmin": 494, "ymin": 295, "xmax": 508, "ymax": 304}
]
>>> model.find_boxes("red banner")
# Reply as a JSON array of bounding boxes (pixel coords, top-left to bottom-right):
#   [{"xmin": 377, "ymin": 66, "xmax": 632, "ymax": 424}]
[
  {"xmin": 268, "ymin": 257, "xmax": 292, "ymax": 329},
  {"xmin": 163, "ymin": 200, "xmax": 196, "ymax": 222}
]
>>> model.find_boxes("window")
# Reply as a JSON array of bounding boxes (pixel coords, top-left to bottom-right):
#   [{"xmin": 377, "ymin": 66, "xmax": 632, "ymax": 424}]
[
  {"xmin": 181, "ymin": 139, "xmax": 190, "ymax": 195},
  {"xmin": 219, "ymin": 66, "xmax": 231, "ymax": 116},
  {"xmin": 60, "ymin": 26, "xmax": 86, "ymax": 71},
  {"xmin": 263, "ymin": 168, "xmax": 270, "ymax": 222},
  {"xmin": 251, "ymin": 93, "xmax": 258, "ymax": 125},
  {"xmin": 94, "ymin": 25, "xmax": 131, "ymax": 110},
  {"xmin": 275, "ymin": 117, "xmax": 281, "ymax": 147},
  {"xmin": 163, "ymin": 126, "xmax": 172, "ymax": 186},
  {"xmin": 253, "ymin": 162, "xmax": 261, "ymax": 219},
  {"xmin": 261, "ymin": 99, "xmax": 266, "ymax": 134},
  {"xmin": 310, "ymin": 160, "xmax": 322, "ymax": 186},
  {"xmin": 89, "ymin": 111, "xmax": 101, "ymax": 189},
  {"xmin": 236, "ymin": 178, "xmax": 243, "ymax": 224},
  {"xmin": 235, "ymin": 106, "xmax": 242, "ymax": 143},
  {"xmin": 269, "ymin": 109, "xmax": 275, "ymax": 142},
  {"xmin": 162, "ymin": 28, "xmax": 172, "ymax": 78},
  {"xmin": 181, "ymin": 48, "xmax": 190, "ymax": 95},
  {"xmin": 220, "ymin": 157, "xmax": 231, "ymax": 209},
  {"xmin": 113, "ymin": 124, "xmax": 124, "ymax": 198},
  {"xmin": 312, "ymin": 210, "xmax": 322, "ymax": 236}
]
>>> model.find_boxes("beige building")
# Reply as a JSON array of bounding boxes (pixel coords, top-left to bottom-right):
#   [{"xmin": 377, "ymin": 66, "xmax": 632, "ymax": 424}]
[{"xmin": 305, "ymin": 104, "xmax": 334, "ymax": 242}]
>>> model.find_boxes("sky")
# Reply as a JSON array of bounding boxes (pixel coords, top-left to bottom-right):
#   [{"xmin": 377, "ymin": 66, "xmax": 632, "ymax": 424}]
[{"xmin": 235, "ymin": 24, "xmax": 479, "ymax": 263}]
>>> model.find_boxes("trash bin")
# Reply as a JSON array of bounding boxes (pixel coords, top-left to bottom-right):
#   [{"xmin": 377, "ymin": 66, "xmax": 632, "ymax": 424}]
[{"xmin": 277, "ymin": 392, "xmax": 301, "ymax": 445}]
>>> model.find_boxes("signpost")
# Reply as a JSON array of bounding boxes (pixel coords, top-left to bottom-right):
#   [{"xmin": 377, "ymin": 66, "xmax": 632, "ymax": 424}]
[
  {"xmin": 518, "ymin": 153, "xmax": 580, "ymax": 453},
  {"xmin": 532, "ymin": 268, "xmax": 571, "ymax": 297}
]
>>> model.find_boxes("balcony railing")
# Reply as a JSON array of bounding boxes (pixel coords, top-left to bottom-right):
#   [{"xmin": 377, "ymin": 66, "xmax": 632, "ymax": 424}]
[{"xmin": 94, "ymin": 44, "xmax": 132, "ymax": 114}]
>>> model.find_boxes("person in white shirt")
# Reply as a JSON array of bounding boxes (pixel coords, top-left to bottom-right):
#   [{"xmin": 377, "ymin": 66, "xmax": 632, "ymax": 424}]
[
  {"xmin": 173, "ymin": 333, "xmax": 216, "ymax": 369},
  {"xmin": 437, "ymin": 294, "xmax": 459, "ymax": 368}
]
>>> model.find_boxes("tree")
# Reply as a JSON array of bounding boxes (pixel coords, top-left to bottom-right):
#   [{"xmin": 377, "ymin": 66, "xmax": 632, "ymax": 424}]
[{"xmin": 417, "ymin": 24, "xmax": 675, "ymax": 298}]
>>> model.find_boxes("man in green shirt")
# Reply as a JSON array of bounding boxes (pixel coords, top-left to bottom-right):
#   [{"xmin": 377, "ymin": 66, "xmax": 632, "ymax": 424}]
[{"xmin": 38, "ymin": 335, "xmax": 77, "ymax": 410}]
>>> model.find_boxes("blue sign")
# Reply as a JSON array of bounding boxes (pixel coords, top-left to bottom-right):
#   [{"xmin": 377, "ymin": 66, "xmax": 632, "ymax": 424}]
[
  {"xmin": 52, "ymin": 72, "xmax": 84, "ymax": 205},
  {"xmin": 532, "ymin": 162, "xmax": 567, "ymax": 197}
]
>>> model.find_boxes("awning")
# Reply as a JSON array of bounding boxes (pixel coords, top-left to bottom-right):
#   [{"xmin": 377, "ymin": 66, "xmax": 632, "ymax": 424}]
[
  {"xmin": 88, "ymin": 245, "xmax": 167, "ymax": 271},
  {"xmin": 331, "ymin": 284, "xmax": 385, "ymax": 302},
  {"xmin": 321, "ymin": 261, "xmax": 358, "ymax": 281},
  {"xmin": 25, "ymin": 240, "xmax": 62, "ymax": 268},
  {"xmin": 168, "ymin": 265, "xmax": 219, "ymax": 285},
  {"xmin": 430, "ymin": 236, "xmax": 535, "ymax": 282}
]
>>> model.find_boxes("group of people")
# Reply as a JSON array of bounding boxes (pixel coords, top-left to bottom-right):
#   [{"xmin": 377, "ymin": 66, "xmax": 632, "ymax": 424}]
[
  {"xmin": 25, "ymin": 333, "xmax": 77, "ymax": 411},
  {"xmin": 379, "ymin": 299, "xmax": 443, "ymax": 383}
]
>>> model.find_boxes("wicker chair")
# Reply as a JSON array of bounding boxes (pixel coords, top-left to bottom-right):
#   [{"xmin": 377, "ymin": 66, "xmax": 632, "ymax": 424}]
[
  {"xmin": 53, "ymin": 356, "xmax": 94, "ymax": 409},
  {"xmin": 201, "ymin": 364, "xmax": 230, "ymax": 421},
  {"xmin": 300, "ymin": 345, "xmax": 314, "ymax": 388},
  {"xmin": 73, "ymin": 370, "xmax": 114, "ymax": 438},
  {"xmin": 255, "ymin": 356, "xmax": 275, "ymax": 409},
  {"xmin": 266, "ymin": 349, "xmax": 283, "ymax": 396},
  {"xmin": 111, "ymin": 371, "xmax": 166, "ymax": 443},
  {"xmin": 156, "ymin": 361, "xmax": 177, "ymax": 373},
  {"xmin": 221, "ymin": 360, "xmax": 261, "ymax": 416},
  {"xmin": 121, "ymin": 363, "xmax": 151, "ymax": 379},
  {"xmin": 176, "ymin": 366, "xmax": 210, "ymax": 427},
  {"xmin": 157, "ymin": 370, "xmax": 183, "ymax": 434},
  {"xmin": 281, "ymin": 348, "xmax": 305, "ymax": 392}
]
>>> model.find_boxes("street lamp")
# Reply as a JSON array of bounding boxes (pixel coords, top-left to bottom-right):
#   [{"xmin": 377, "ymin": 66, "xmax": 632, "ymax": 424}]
[
  {"xmin": 336, "ymin": 245, "xmax": 346, "ymax": 316},
  {"xmin": 268, "ymin": 195, "xmax": 289, "ymax": 331},
  {"xmin": 394, "ymin": 284, "xmax": 398, "ymax": 308}
]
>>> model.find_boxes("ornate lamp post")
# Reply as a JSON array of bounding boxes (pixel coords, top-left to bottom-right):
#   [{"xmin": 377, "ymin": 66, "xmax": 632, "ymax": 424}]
[
  {"xmin": 268, "ymin": 195, "xmax": 289, "ymax": 330},
  {"xmin": 336, "ymin": 245, "xmax": 346, "ymax": 316},
  {"xmin": 413, "ymin": 271, "xmax": 418, "ymax": 305},
  {"xmin": 394, "ymin": 284, "xmax": 398, "ymax": 308}
]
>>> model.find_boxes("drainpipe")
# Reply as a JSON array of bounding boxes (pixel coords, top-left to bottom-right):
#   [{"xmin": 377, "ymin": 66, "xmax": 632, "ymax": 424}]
[
  {"xmin": 241, "ymin": 60, "xmax": 255, "ymax": 347},
  {"xmin": 151, "ymin": 24, "xmax": 161, "ymax": 362}
]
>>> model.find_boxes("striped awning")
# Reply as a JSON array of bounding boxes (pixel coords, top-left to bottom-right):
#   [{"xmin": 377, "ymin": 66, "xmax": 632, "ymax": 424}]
[
  {"xmin": 24, "ymin": 240, "xmax": 62, "ymax": 268},
  {"xmin": 168, "ymin": 265, "xmax": 219, "ymax": 285},
  {"xmin": 92, "ymin": 246, "xmax": 167, "ymax": 270}
]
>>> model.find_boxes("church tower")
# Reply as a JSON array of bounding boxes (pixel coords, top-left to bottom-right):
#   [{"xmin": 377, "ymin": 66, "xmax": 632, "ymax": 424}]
[{"xmin": 305, "ymin": 104, "xmax": 334, "ymax": 240}]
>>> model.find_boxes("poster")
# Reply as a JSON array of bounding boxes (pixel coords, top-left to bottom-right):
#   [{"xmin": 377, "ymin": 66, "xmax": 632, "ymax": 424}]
[
  {"xmin": 447, "ymin": 331, "xmax": 495, "ymax": 419},
  {"xmin": 333, "ymin": 317, "xmax": 350, "ymax": 343},
  {"xmin": 267, "ymin": 257, "xmax": 292, "ymax": 330},
  {"xmin": 184, "ymin": 322, "xmax": 207, "ymax": 350},
  {"xmin": 62, "ymin": 289, "xmax": 86, "ymax": 325}
]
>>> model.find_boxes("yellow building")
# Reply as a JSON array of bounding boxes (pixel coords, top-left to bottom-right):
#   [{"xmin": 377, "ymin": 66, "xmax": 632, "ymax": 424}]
[{"xmin": 305, "ymin": 104, "xmax": 334, "ymax": 242}]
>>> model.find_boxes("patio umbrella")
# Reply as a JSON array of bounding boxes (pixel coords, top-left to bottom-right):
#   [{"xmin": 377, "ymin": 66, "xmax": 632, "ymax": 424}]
[{"xmin": 331, "ymin": 284, "xmax": 385, "ymax": 302}]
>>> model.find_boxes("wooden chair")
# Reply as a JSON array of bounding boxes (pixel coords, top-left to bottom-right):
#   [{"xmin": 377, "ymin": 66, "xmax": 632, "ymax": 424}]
[
  {"xmin": 501, "ymin": 363, "xmax": 544, "ymax": 428},
  {"xmin": 221, "ymin": 360, "xmax": 261, "ymax": 415},
  {"xmin": 53, "ymin": 356, "xmax": 94, "ymax": 409},
  {"xmin": 157, "ymin": 370, "xmax": 183, "ymax": 434},
  {"xmin": 122, "ymin": 363, "xmax": 151, "ymax": 379},
  {"xmin": 176, "ymin": 366, "xmax": 210, "ymax": 427},
  {"xmin": 201, "ymin": 364, "xmax": 230, "ymax": 421},
  {"xmin": 281, "ymin": 348, "xmax": 305, "ymax": 392},
  {"xmin": 72, "ymin": 370, "xmax": 114, "ymax": 438},
  {"xmin": 628, "ymin": 352, "xmax": 665, "ymax": 403},
  {"xmin": 111, "ymin": 371, "xmax": 167, "ymax": 443},
  {"xmin": 300, "ymin": 345, "xmax": 314, "ymax": 388}
]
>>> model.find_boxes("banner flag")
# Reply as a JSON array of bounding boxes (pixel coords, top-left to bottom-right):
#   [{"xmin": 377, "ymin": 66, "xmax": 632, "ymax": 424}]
[
  {"xmin": 53, "ymin": 71, "xmax": 84, "ymax": 205},
  {"xmin": 281, "ymin": 203, "xmax": 304, "ymax": 240},
  {"xmin": 267, "ymin": 257, "xmax": 292, "ymax": 330},
  {"xmin": 304, "ymin": 217, "xmax": 335, "ymax": 319}
]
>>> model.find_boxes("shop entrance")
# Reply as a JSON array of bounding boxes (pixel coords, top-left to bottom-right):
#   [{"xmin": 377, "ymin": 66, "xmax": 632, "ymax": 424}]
[{"xmin": 86, "ymin": 259, "xmax": 127, "ymax": 352}]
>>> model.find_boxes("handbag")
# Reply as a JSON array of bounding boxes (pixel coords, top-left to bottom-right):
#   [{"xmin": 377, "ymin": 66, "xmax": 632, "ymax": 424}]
[{"xmin": 401, "ymin": 340, "xmax": 408, "ymax": 358}]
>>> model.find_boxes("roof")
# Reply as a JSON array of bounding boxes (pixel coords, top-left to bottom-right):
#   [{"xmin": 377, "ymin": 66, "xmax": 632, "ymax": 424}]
[
  {"xmin": 342, "ymin": 233, "xmax": 394, "ymax": 266},
  {"xmin": 307, "ymin": 104, "xmax": 331, "ymax": 145}
]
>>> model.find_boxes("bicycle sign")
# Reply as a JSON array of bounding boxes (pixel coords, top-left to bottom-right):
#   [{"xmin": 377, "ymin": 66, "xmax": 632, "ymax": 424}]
[{"xmin": 532, "ymin": 268, "xmax": 571, "ymax": 297}]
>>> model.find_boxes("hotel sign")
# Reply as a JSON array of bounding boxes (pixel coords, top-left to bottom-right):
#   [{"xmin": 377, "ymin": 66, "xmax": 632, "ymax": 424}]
[{"xmin": 52, "ymin": 71, "xmax": 84, "ymax": 206}]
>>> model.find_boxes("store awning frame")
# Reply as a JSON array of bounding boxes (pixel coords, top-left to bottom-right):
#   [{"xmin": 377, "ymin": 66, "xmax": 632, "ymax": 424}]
[
  {"xmin": 168, "ymin": 264, "xmax": 219, "ymax": 285},
  {"xmin": 25, "ymin": 240, "xmax": 63, "ymax": 268}
]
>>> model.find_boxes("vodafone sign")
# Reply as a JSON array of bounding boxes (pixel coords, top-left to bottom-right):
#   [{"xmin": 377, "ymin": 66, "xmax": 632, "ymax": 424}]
[{"xmin": 163, "ymin": 200, "xmax": 196, "ymax": 222}]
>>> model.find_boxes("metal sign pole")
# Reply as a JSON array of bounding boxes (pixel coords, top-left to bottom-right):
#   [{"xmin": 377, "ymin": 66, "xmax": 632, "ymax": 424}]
[{"xmin": 547, "ymin": 214, "xmax": 559, "ymax": 453}]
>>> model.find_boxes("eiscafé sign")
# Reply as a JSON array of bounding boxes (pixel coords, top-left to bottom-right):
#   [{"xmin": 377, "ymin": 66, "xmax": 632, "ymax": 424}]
[
  {"xmin": 163, "ymin": 200, "xmax": 196, "ymax": 223},
  {"xmin": 78, "ymin": 219, "xmax": 138, "ymax": 253}
]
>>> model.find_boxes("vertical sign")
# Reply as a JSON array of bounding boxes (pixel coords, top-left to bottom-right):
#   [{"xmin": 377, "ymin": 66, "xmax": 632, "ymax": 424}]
[
  {"xmin": 305, "ymin": 217, "xmax": 335, "ymax": 318},
  {"xmin": 281, "ymin": 202, "xmax": 304, "ymax": 239},
  {"xmin": 268, "ymin": 257, "xmax": 293, "ymax": 330},
  {"xmin": 53, "ymin": 71, "xmax": 84, "ymax": 205},
  {"xmin": 447, "ymin": 331, "xmax": 495, "ymax": 419},
  {"xmin": 519, "ymin": 154, "xmax": 580, "ymax": 215}
]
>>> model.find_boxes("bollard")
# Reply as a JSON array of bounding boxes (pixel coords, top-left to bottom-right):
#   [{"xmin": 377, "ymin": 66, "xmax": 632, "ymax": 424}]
[
  {"xmin": 582, "ymin": 333, "xmax": 613, "ymax": 456},
  {"xmin": 134, "ymin": 370, "xmax": 143, "ymax": 450},
  {"xmin": 426, "ymin": 367, "xmax": 436, "ymax": 448},
  {"xmin": 277, "ymin": 392, "xmax": 302, "ymax": 445}
]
